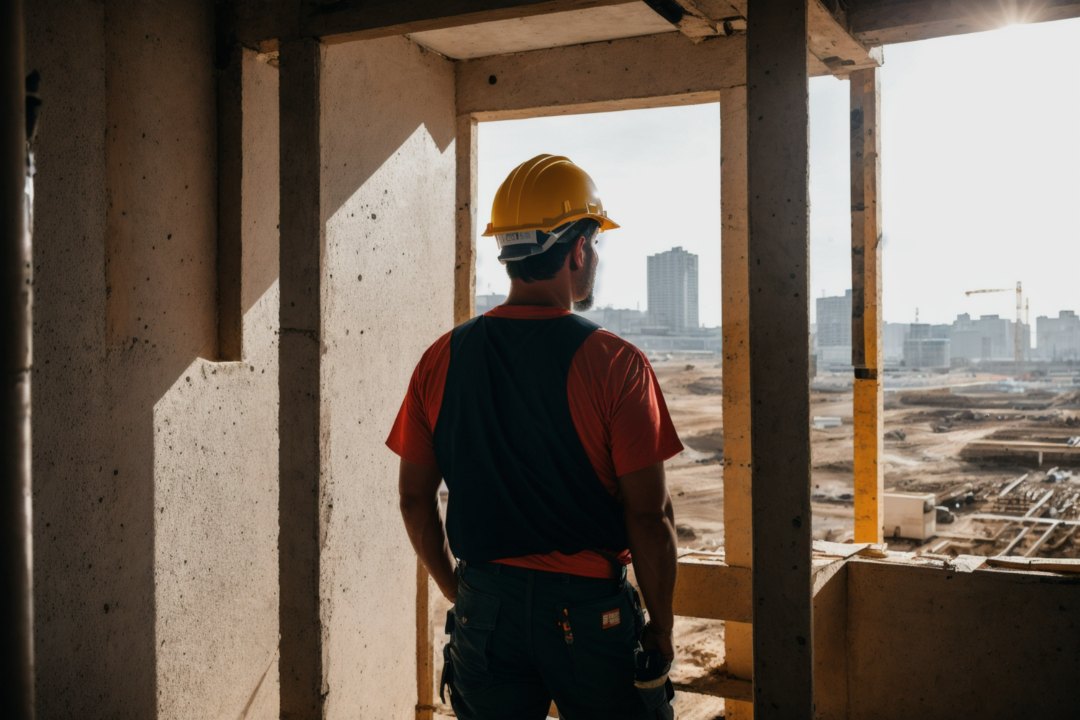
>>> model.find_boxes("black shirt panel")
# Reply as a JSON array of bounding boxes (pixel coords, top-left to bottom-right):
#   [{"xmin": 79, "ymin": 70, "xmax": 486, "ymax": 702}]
[{"xmin": 433, "ymin": 313, "xmax": 628, "ymax": 562}]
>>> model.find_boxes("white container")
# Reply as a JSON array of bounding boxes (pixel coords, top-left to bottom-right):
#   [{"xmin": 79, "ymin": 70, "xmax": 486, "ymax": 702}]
[{"xmin": 884, "ymin": 492, "xmax": 937, "ymax": 540}]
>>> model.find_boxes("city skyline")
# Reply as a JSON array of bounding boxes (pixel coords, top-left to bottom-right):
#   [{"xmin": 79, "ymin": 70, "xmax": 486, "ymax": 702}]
[{"xmin": 476, "ymin": 18, "xmax": 1080, "ymax": 328}]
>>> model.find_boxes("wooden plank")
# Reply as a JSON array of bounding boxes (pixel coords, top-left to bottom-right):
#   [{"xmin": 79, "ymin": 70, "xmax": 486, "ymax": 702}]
[
  {"xmin": 674, "ymin": 672, "xmax": 754, "ymax": 703},
  {"xmin": 642, "ymin": 0, "xmax": 722, "ymax": 40},
  {"xmin": 414, "ymin": 561, "xmax": 434, "ymax": 720},
  {"xmin": 986, "ymin": 556, "xmax": 1080, "ymax": 574},
  {"xmin": 457, "ymin": 31, "xmax": 745, "ymax": 121},
  {"xmin": 720, "ymin": 83, "xmax": 753, "ymax": 720},
  {"xmin": 454, "ymin": 116, "xmax": 477, "ymax": 324},
  {"xmin": 672, "ymin": 556, "xmax": 753, "ymax": 623},
  {"xmin": 746, "ymin": 0, "xmax": 814, "ymax": 714},
  {"xmin": 850, "ymin": 67, "xmax": 883, "ymax": 544},
  {"xmin": 278, "ymin": 36, "xmax": 324, "ymax": 720},
  {"xmin": 849, "ymin": 0, "xmax": 1080, "ymax": 46},
  {"xmin": 303, "ymin": 0, "xmax": 637, "ymax": 44}
]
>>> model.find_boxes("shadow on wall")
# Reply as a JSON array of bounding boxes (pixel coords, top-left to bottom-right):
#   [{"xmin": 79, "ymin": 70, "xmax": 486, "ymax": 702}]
[{"xmin": 27, "ymin": 1, "xmax": 280, "ymax": 717}]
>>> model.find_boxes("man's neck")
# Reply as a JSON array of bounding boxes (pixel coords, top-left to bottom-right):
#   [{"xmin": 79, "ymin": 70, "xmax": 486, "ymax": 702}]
[{"xmin": 504, "ymin": 278, "xmax": 572, "ymax": 311}]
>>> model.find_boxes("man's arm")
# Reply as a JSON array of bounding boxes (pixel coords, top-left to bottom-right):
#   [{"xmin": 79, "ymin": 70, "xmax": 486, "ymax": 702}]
[
  {"xmin": 398, "ymin": 457, "xmax": 457, "ymax": 603},
  {"xmin": 619, "ymin": 461, "xmax": 677, "ymax": 660}
]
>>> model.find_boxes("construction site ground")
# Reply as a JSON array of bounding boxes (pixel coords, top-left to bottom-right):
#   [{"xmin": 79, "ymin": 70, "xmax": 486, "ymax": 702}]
[{"xmin": 432, "ymin": 358, "xmax": 1080, "ymax": 719}]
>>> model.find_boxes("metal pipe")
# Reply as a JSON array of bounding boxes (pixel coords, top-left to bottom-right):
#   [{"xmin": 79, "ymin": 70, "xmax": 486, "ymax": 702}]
[{"xmin": 1, "ymin": 0, "xmax": 36, "ymax": 717}]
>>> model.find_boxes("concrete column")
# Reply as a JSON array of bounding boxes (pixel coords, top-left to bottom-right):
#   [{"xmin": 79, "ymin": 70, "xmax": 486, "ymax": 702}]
[
  {"xmin": 279, "ymin": 36, "xmax": 324, "ymax": 720},
  {"xmin": 850, "ymin": 67, "xmax": 884, "ymax": 543},
  {"xmin": 747, "ymin": 0, "xmax": 814, "ymax": 715},
  {"xmin": 720, "ymin": 83, "xmax": 753, "ymax": 720},
  {"xmin": 319, "ymin": 35, "xmax": 455, "ymax": 719}
]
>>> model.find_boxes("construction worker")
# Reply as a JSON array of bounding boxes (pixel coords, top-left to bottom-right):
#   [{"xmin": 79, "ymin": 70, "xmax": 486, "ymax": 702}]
[{"xmin": 389, "ymin": 154, "xmax": 681, "ymax": 719}]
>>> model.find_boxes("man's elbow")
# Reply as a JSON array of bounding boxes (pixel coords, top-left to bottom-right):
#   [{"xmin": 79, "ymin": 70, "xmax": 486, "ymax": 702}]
[
  {"xmin": 398, "ymin": 491, "xmax": 425, "ymax": 515},
  {"xmin": 625, "ymin": 509, "xmax": 674, "ymax": 533}
]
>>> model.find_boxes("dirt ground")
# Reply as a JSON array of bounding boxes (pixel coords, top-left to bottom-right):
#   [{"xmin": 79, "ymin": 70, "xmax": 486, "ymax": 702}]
[{"xmin": 652, "ymin": 357, "xmax": 1080, "ymax": 716}]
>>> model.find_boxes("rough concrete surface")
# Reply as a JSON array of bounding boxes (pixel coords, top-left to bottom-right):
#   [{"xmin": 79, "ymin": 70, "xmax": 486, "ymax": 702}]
[
  {"xmin": 320, "ymin": 36, "xmax": 456, "ymax": 719},
  {"xmin": 847, "ymin": 560, "xmax": 1080, "ymax": 719},
  {"xmin": 28, "ymin": 2, "xmax": 280, "ymax": 717}
]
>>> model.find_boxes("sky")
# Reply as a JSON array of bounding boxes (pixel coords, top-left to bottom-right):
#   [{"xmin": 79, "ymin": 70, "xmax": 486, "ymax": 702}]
[{"xmin": 475, "ymin": 18, "xmax": 1080, "ymax": 328}]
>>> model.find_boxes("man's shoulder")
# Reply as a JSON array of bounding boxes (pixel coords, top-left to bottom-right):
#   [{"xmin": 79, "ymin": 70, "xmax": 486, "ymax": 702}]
[
  {"xmin": 578, "ymin": 328, "xmax": 651, "ymax": 369},
  {"xmin": 414, "ymin": 328, "xmax": 454, "ymax": 374}
]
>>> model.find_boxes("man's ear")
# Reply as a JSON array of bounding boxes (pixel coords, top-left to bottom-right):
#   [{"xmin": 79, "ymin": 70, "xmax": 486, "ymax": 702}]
[{"xmin": 569, "ymin": 234, "xmax": 587, "ymax": 272}]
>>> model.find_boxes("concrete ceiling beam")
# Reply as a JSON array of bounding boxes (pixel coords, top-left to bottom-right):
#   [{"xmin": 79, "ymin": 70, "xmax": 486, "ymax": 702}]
[
  {"xmin": 849, "ymin": 0, "xmax": 1080, "ymax": 46},
  {"xmin": 456, "ymin": 31, "xmax": 746, "ymax": 121}
]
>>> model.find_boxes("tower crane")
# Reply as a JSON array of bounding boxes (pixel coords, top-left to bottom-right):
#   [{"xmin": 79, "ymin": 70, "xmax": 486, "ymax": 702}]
[{"xmin": 963, "ymin": 281, "xmax": 1026, "ymax": 377}]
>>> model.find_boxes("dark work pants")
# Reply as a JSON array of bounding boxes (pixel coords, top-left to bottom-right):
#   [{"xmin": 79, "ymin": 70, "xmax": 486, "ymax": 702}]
[{"xmin": 442, "ymin": 562, "xmax": 654, "ymax": 720}]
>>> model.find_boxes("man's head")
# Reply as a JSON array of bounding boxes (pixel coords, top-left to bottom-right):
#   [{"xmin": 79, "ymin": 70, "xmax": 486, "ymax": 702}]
[
  {"xmin": 484, "ymin": 154, "xmax": 617, "ymax": 310},
  {"xmin": 504, "ymin": 218, "xmax": 601, "ymax": 311}
]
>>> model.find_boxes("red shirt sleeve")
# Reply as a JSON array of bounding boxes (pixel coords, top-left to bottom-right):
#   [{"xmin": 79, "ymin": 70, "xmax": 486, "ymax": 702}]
[
  {"xmin": 569, "ymin": 331, "xmax": 684, "ymax": 481},
  {"xmin": 385, "ymin": 332, "xmax": 451, "ymax": 468},
  {"xmin": 606, "ymin": 344, "xmax": 683, "ymax": 477}
]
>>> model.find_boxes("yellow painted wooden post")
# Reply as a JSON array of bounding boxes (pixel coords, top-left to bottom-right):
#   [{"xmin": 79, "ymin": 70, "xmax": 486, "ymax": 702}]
[
  {"xmin": 850, "ymin": 67, "xmax": 884, "ymax": 543},
  {"xmin": 720, "ymin": 83, "xmax": 754, "ymax": 720}
]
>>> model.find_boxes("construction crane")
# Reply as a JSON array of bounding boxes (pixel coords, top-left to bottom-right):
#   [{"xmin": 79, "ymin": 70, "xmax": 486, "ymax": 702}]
[{"xmin": 964, "ymin": 281, "xmax": 1026, "ymax": 377}]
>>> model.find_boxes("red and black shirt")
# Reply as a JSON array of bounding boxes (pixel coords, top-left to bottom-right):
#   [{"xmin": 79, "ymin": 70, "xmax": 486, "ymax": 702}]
[{"xmin": 387, "ymin": 305, "xmax": 682, "ymax": 578}]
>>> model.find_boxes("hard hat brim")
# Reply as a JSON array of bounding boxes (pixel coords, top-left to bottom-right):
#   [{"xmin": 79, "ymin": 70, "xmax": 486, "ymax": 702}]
[{"xmin": 484, "ymin": 212, "xmax": 620, "ymax": 237}]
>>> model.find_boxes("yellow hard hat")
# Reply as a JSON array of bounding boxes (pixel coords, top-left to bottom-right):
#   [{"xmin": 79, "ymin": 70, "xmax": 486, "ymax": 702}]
[{"xmin": 484, "ymin": 154, "xmax": 619, "ymax": 263}]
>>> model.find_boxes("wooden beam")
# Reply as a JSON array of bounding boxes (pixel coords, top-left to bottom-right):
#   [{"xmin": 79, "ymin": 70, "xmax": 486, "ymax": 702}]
[
  {"xmin": 674, "ymin": 673, "xmax": 754, "ymax": 703},
  {"xmin": 642, "ymin": 0, "xmax": 722, "ymax": 40},
  {"xmin": 747, "ymin": 0, "xmax": 814, "ymax": 715},
  {"xmin": 454, "ymin": 116, "xmax": 478, "ymax": 324},
  {"xmin": 278, "ymin": 36, "xmax": 324, "ymax": 720},
  {"xmin": 672, "ymin": 555, "xmax": 753, "ymax": 623},
  {"xmin": 456, "ymin": 31, "xmax": 745, "ymax": 120},
  {"xmin": 304, "ymin": 0, "xmax": 636, "ymax": 44},
  {"xmin": 850, "ymin": 67, "xmax": 883, "ymax": 543},
  {"xmin": 414, "ymin": 562, "xmax": 434, "ymax": 720},
  {"xmin": 849, "ymin": 0, "xmax": 1080, "ymax": 46},
  {"xmin": 807, "ymin": 0, "xmax": 882, "ymax": 77},
  {"xmin": 720, "ymin": 82, "xmax": 754, "ymax": 720}
]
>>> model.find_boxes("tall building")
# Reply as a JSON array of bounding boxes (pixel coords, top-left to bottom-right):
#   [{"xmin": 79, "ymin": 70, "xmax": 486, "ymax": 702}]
[
  {"xmin": 815, "ymin": 290, "xmax": 851, "ymax": 367},
  {"xmin": 950, "ymin": 313, "xmax": 1030, "ymax": 362},
  {"xmin": 903, "ymin": 323, "xmax": 951, "ymax": 369},
  {"xmin": 1036, "ymin": 310, "xmax": 1080, "ymax": 361},
  {"xmin": 647, "ymin": 246, "xmax": 699, "ymax": 332}
]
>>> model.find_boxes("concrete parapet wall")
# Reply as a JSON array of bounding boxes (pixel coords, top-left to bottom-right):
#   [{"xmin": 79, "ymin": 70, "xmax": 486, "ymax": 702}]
[{"xmin": 845, "ymin": 560, "xmax": 1080, "ymax": 719}]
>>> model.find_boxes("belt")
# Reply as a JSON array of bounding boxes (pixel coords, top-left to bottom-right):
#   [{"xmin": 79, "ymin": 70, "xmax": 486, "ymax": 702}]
[{"xmin": 459, "ymin": 559, "xmax": 627, "ymax": 585}]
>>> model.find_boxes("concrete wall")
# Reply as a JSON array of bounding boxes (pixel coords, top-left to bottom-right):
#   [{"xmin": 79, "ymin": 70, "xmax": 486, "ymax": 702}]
[
  {"xmin": 846, "ymin": 560, "xmax": 1080, "ymax": 719},
  {"xmin": 27, "ymin": 2, "xmax": 280, "ymax": 717},
  {"xmin": 319, "ymin": 36, "xmax": 456, "ymax": 718}
]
